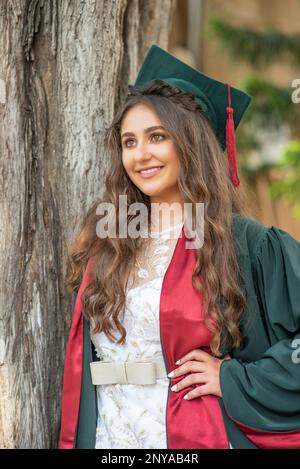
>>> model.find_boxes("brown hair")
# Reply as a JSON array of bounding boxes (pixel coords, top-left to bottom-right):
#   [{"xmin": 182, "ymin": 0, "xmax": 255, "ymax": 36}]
[{"xmin": 65, "ymin": 79, "xmax": 250, "ymax": 356}]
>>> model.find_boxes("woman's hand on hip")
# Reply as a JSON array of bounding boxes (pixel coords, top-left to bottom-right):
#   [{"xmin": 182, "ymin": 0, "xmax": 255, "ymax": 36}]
[{"xmin": 167, "ymin": 348, "xmax": 231, "ymax": 400}]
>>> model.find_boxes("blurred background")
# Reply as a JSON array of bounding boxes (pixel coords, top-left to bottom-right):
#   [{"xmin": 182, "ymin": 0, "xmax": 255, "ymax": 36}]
[{"xmin": 169, "ymin": 0, "xmax": 300, "ymax": 239}]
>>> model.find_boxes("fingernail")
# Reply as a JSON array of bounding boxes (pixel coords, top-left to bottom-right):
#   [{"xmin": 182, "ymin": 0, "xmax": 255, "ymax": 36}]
[
  {"xmin": 176, "ymin": 359, "xmax": 181, "ymax": 365},
  {"xmin": 171, "ymin": 384, "xmax": 177, "ymax": 391},
  {"xmin": 168, "ymin": 371, "xmax": 174, "ymax": 378},
  {"xmin": 183, "ymin": 394, "xmax": 189, "ymax": 400}
]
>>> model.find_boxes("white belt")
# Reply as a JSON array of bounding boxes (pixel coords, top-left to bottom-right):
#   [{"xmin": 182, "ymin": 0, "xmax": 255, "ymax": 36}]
[{"xmin": 90, "ymin": 357, "xmax": 168, "ymax": 385}]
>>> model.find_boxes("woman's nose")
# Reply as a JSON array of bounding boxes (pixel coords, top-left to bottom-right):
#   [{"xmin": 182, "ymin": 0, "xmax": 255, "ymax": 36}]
[{"xmin": 134, "ymin": 145, "xmax": 153, "ymax": 162}]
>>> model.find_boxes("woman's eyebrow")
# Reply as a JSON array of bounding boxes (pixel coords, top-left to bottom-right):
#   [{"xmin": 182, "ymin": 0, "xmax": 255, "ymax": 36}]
[{"xmin": 121, "ymin": 125, "xmax": 165, "ymax": 139}]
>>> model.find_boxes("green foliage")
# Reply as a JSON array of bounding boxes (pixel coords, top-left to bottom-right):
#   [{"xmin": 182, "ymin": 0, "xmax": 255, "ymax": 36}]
[
  {"xmin": 208, "ymin": 16, "xmax": 300, "ymax": 158},
  {"xmin": 232, "ymin": 76, "xmax": 297, "ymax": 158},
  {"xmin": 235, "ymin": 128, "xmax": 261, "ymax": 154},
  {"xmin": 241, "ymin": 76, "xmax": 295, "ymax": 128},
  {"xmin": 269, "ymin": 141, "xmax": 300, "ymax": 218},
  {"xmin": 208, "ymin": 13, "xmax": 300, "ymax": 210},
  {"xmin": 209, "ymin": 17, "xmax": 300, "ymax": 67},
  {"xmin": 235, "ymin": 76, "xmax": 300, "ymax": 155}
]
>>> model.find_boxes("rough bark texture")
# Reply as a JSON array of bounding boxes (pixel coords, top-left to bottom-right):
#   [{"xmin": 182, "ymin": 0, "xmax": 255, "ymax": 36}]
[{"xmin": 0, "ymin": 0, "xmax": 175, "ymax": 449}]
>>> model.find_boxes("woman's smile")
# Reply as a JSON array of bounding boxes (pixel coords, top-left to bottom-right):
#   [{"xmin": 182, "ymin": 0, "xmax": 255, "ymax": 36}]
[{"xmin": 138, "ymin": 165, "xmax": 165, "ymax": 178}]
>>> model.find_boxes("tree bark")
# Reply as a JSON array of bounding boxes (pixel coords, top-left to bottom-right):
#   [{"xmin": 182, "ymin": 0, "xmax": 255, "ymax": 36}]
[{"xmin": 0, "ymin": 0, "xmax": 176, "ymax": 449}]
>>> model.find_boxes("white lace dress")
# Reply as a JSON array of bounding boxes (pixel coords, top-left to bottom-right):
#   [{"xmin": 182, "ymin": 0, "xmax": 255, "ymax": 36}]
[{"xmin": 90, "ymin": 222, "xmax": 184, "ymax": 449}]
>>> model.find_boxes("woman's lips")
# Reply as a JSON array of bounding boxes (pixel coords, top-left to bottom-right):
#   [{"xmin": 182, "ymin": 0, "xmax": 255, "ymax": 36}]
[{"xmin": 138, "ymin": 166, "xmax": 164, "ymax": 179}]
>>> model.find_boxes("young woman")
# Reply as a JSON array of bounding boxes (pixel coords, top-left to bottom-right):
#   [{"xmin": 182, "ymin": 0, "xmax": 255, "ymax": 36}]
[{"xmin": 59, "ymin": 45, "xmax": 300, "ymax": 449}]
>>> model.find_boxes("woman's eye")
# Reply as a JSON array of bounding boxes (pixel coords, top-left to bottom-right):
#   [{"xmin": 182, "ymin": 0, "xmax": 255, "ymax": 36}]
[
  {"xmin": 151, "ymin": 133, "xmax": 165, "ymax": 142},
  {"xmin": 124, "ymin": 133, "xmax": 165, "ymax": 148}
]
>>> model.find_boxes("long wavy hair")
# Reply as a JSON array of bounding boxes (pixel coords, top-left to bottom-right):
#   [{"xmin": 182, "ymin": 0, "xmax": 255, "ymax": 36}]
[{"xmin": 65, "ymin": 78, "xmax": 250, "ymax": 356}]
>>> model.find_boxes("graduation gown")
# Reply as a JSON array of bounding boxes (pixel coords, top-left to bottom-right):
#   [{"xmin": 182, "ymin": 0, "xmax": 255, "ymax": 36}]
[{"xmin": 59, "ymin": 214, "xmax": 300, "ymax": 449}]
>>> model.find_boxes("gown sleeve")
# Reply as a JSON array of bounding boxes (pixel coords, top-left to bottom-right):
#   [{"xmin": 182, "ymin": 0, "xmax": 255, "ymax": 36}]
[{"xmin": 219, "ymin": 226, "xmax": 300, "ymax": 434}]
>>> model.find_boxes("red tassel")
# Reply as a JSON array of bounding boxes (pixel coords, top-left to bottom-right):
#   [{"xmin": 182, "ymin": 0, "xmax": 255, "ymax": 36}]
[{"xmin": 226, "ymin": 84, "xmax": 240, "ymax": 187}]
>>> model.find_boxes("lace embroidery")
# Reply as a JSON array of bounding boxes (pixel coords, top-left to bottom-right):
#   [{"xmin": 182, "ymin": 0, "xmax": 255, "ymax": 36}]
[{"xmin": 127, "ymin": 221, "xmax": 184, "ymax": 290}]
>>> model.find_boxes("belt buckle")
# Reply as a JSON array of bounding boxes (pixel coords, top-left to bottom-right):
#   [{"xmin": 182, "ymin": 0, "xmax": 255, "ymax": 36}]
[{"xmin": 125, "ymin": 361, "xmax": 157, "ymax": 385}]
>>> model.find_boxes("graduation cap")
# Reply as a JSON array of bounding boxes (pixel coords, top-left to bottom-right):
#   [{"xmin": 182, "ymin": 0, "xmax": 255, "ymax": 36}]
[{"xmin": 133, "ymin": 44, "xmax": 252, "ymax": 187}]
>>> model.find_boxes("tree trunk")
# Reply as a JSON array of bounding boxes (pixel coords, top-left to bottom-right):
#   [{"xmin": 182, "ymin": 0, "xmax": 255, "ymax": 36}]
[{"xmin": 0, "ymin": 0, "xmax": 176, "ymax": 449}]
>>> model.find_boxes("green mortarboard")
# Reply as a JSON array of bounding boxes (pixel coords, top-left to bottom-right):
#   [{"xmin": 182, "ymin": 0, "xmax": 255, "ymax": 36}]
[{"xmin": 133, "ymin": 44, "xmax": 252, "ymax": 187}]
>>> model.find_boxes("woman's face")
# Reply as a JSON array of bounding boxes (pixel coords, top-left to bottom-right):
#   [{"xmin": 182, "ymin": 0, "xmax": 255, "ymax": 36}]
[{"xmin": 120, "ymin": 103, "xmax": 182, "ymax": 204}]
